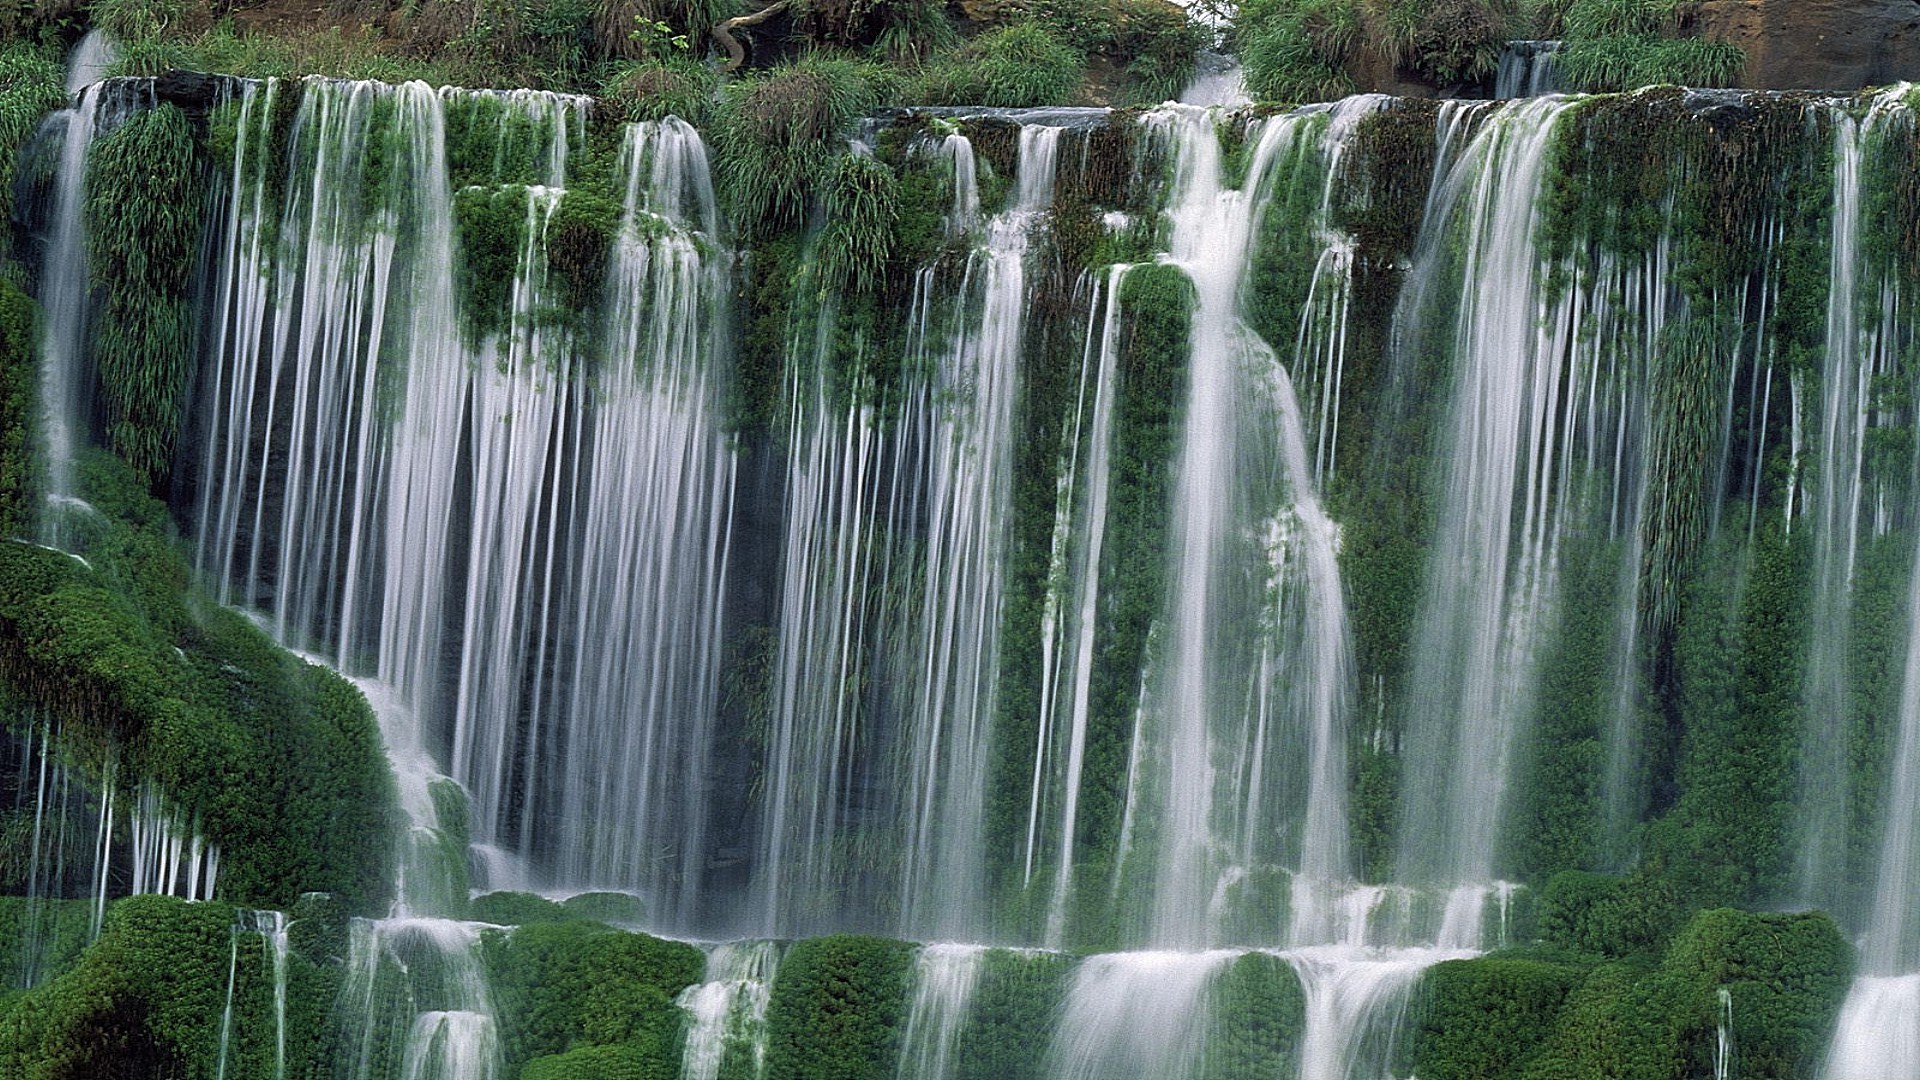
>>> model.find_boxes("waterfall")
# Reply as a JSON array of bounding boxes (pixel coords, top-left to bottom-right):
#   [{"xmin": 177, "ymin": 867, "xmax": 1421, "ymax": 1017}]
[
  {"xmin": 1047, "ymin": 950, "xmax": 1236, "ymax": 1079},
  {"xmin": 1030, "ymin": 264, "xmax": 1128, "ymax": 948},
  {"xmin": 1494, "ymin": 41, "xmax": 1563, "ymax": 99},
  {"xmin": 678, "ymin": 940, "xmax": 781, "ymax": 1080},
  {"xmin": 1794, "ymin": 89, "xmax": 1913, "ymax": 915},
  {"xmin": 755, "ymin": 123, "xmax": 1061, "ymax": 936},
  {"xmin": 1391, "ymin": 96, "xmax": 1586, "ymax": 945},
  {"xmin": 33, "ymin": 80, "xmax": 104, "ymax": 545},
  {"xmin": 897, "ymin": 943, "xmax": 988, "ymax": 1080},
  {"xmin": 1128, "ymin": 98, "xmax": 1374, "ymax": 950},
  {"xmin": 337, "ymin": 917, "xmax": 502, "ymax": 1080}
]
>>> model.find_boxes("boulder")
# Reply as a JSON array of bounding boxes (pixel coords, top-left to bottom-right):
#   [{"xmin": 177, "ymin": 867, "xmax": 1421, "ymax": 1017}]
[{"xmin": 1693, "ymin": 0, "xmax": 1920, "ymax": 90}]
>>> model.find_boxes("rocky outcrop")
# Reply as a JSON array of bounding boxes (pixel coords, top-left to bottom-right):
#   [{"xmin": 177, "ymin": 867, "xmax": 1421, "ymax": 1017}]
[{"xmin": 1693, "ymin": 0, "xmax": 1920, "ymax": 90}]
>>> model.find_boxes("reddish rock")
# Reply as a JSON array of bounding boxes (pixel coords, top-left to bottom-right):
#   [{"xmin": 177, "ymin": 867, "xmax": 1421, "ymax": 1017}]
[{"xmin": 1693, "ymin": 0, "xmax": 1920, "ymax": 90}]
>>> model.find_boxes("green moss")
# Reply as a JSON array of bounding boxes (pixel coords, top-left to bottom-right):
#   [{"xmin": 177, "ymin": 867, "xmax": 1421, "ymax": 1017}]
[
  {"xmin": 1662, "ymin": 908, "xmax": 1853, "ymax": 1078},
  {"xmin": 1536, "ymin": 870, "xmax": 1685, "ymax": 960},
  {"xmin": 484, "ymin": 920, "xmax": 703, "ymax": 1074},
  {"xmin": 0, "ymin": 450, "xmax": 395, "ymax": 913},
  {"xmin": 1520, "ymin": 960, "xmax": 1690, "ymax": 1079},
  {"xmin": 470, "ymin": 890, "xmax": 576, "ymax": 926},
  {"xmin": 1408, "ymin": 957, "xmax": 1582, "ymax": 1079},
  {"xmin": 0, "ymin": 278, "xmax": 37, "ymax": 537},
  {"xmin": 1202, "ymin": 951, "xmax": 1305, "ymax": 1080},
  {"xmin": 561, "ymin": 892, "xmax": 650, "ymax": 924},
  {"xmin": 547, "ymin": 184, "xmax": 624, "ymax": 313},
  {"xmin": 522, "ymin": 1042, "xmax": 672, "ymax": 1080},
  {"xmin": 84, "ymin": 103, "xmax": 210, "ymax": 486},
  {"xmin": 948, "ymin": 949, "xmax": 1073, "ymax": 1080},
  {"xmin": 763, "ymin": 934, "xmax": 915, "ymax": 1080},
  {"xmin": 453, "ymin": 183, "xmax": 533, "ymax": 342}
]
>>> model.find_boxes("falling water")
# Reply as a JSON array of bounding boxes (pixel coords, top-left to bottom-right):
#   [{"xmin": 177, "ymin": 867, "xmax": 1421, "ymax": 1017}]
[
  {"xmin": 1494, "ymin": 41, "xmax": 1563, "ymax": 99},
  {"xmin": 1391, "ymin": 96, "xmax": 1583, "ymax": 945},
  {"xmin": 897, "ymin": 943, "xmax": 989, "ymax": 1080},
  {"xmin": 1715, "ymin": 985, "xmax": 1734, "ymax": 1080},
  {"xmin": 678, "ymin": 940, "xmax": 782, "ymax": 1080},
  {"xmin": 1047, "ymin": 950, "xmax": 1236, "ymax": 1080},
  {"xmin": 1794, "ymin": 89, "xmax": 1913, "ymax": 916},
  {"xmin": 755, "ymin": 123, "xmax": 1062, "ymax": 936},
  {"xmin": 337, "ymin": 917, "xmax": 501, "ymax": 1080},
  {"xmin": 33, "ymin": 81, "xmax": 105, "ymax": 545},
  {"xmin": 1286, "ymin": 945, "xmax": 1464, "ymax": 1080}
]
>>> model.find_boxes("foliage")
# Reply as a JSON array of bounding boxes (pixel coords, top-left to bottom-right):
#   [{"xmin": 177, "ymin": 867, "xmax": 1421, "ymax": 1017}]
[
  {"xmin": 0, "ymin": 278, "xmax": 36, "ymax": 537},
  {"xmin": 908, "ymin": 23, "xmax": 1086, "ymax": 109},
  {"xmin": 1408, "ymin": 957, "xmax": 1582, "ymax": 1079},
  {"xmin": 1557, "ymin": 34, "xmax": 1745, "ymax": 91},
  {"xmin": 84, "ymin": 103, "xmax": 208, "ymax": 485},
  {"xmin": 1235, "ymin": 0, "xmax": 1509, "ymax": 99},
  {"xmin": 1520, "ymin": 960, "xmax": 1690, "ymax": 1079},
  {"xmin": 602, "ymin": 56, "xmax": 721, "ymax": 125},
  {"xmin": 1235, "ymin": 0, "xmax": 1357, "ymax": 104},
  {"xmin": 763, "ymin": 934, "xmax": 915, "ymax": 1080},
  {"xmin": 820, "ymin": 152, "xmax": 900, "ymax": 293},
  {"xmin": 0, "ymin": 43, "xmax": 65, "ymax": 254},
  {"xmin": 711, "ymin": 54, "xmax": 879, "ymax": 237},
  {"xmin": 0, "ymin": 448, "xmax": 396, "ymax": 913},
  {"xmin": 546, "ymin": 185, "xmax": 625, "ymax": 312},
  {"xmin": 484, "ymin": 920, "xmax": 703, "ymax": 1073}
]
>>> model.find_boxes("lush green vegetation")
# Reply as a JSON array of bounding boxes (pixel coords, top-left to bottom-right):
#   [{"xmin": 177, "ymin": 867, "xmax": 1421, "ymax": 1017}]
[
  {"xmin": 0, "ymin": 43, "xmax": 66, "ymax": 259},
  {"xmin": 483, "ymin": 919, "xmax": 704, "ymax": 1076},
  {"xmin": 1553, "ymin": 0, "xmax": 1745, "ymax": 91},
  {"xmin": 763, "ymin": 934, "xmax": 915, "ymax": 1080},
  {"xmin": 84, "ymin": 103, "xmax": 208, "ymax": 485}
]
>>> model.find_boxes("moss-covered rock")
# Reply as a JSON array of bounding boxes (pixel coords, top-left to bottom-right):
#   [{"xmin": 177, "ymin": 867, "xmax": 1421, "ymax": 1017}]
[
  {"xmin": 764, "ymin": 934, "xmax": 916, "ymax": 1080},
  {"xmin": 1408, "ymin": 956, "xmax": 1583, "ymax": 1079},
  {"xmin": 484, "ymin": 920, "xmax": 703, "ymax": 1074}
]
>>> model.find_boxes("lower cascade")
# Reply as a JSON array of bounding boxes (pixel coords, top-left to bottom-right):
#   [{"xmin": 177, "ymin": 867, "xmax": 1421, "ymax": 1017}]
[{"xmin": 5, "ymin": 15, "xmax": 1920, "ymax": 1074}]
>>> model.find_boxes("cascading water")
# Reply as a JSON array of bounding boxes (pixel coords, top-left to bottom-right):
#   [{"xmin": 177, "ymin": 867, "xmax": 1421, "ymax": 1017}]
[
  {"xmin": 1047, "ymin": 950, "xmax": 1237, "ymax": 1080},
  {"xmin": 897, "ymin": 943, "xmax": 988, "ymax": 1080},
  {"xmin": 1826, "ymin": 88, "xmax": 1920, "ymax": 1067},
  {"xmin": 754, "ymin": 124, "xmax": 1063, "ymax": 936},
  {"xmin": 678, "ymin": 940, "xmax": 781, "ymax": 1080}
]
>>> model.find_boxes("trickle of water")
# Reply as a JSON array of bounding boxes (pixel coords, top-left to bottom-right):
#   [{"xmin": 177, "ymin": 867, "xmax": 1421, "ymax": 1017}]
[
  {"xmin": 897, "ymin": 944, "xmax": 988, "ymax": 1080},
  {"xmin": 678, "ymin": 940, "xmax": 781, "ymax": 1080}
]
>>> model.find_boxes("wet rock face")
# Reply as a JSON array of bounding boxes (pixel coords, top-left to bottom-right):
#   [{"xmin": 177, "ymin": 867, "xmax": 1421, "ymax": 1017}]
[{"xmin": 1695, "ymin": 0, "xmax": 1920, "ymax": 90}]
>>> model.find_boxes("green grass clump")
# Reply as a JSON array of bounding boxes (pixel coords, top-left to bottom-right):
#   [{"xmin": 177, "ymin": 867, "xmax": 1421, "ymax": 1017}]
[
  {"xmin": 1236, "ymin": 0, "xmax": 1360, "ymax": 104},
  {"xmin": 1557, "ymin": 34, "xmax": 1745, "ymax": 91},
  {"xmin": 452, "ymin": 183, "xmax": 533, "ymax": 341},
  {"xmin": 908, "ymin": 23, "xmax": 1087, "ymax": 108},
  {"xmin": 821, "ymin": 152, "xmax": 900, "ymax": 293},
  {"xmin": 0, "ymin": 43, "xmax": 65, "ymax": 253},
  {"xmin": 601, "ymin": 56, "xmax": 721, "ymax": 126},
  {"xmin": 712, "ymin": 54, "xmax": 880, "ymax": 238},
  {"xmin": 84, "ymin": 103, "xmax": 208, "ymax": 486}
]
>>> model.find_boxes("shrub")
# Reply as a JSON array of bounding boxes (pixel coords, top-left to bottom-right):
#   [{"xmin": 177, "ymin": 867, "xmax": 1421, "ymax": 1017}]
[{"xmin": 1536, "ymin": 870, "xmax": 1686, "ymax": 959}]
